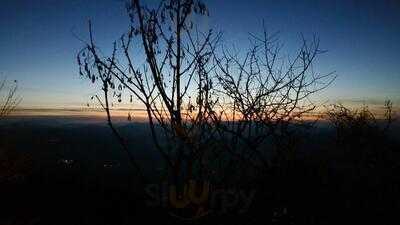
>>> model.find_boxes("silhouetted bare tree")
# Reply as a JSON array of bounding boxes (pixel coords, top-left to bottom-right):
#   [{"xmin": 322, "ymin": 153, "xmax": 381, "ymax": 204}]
[
  {"xmin": 0, "ymin": 77, "xmax": 21, "ymax": 119},
  {"xmin": 77, "ymin": 0, "xmax": 336, "ymax": 188},
  {"xmin": 78, "ymin": 0, "xmax": 221, "ymax": 185},
  {"xmin": 211, "ymin": 28, "xmax": 335, "ymax": 174}
]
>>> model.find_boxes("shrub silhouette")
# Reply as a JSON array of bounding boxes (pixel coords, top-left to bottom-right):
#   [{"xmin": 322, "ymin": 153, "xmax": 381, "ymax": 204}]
[
  {"xmin": 0, "ymin": 77, "xmax": 21, "ymax": 119},
  {"xmin": 326, "ymin": 101, "xmax": 395, "ymax": 168}
]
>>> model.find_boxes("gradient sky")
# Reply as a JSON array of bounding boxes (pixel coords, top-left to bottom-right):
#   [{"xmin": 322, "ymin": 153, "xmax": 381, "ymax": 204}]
[{"xmin": 1, "ymin": 0, "xmax": 399, "ymax": 111}]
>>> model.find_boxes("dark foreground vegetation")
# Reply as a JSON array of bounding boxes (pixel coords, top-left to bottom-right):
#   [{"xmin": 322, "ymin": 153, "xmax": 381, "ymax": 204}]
[{"xmin": 1, "ymin": 108, "xmax": 399, "ymax": 225}]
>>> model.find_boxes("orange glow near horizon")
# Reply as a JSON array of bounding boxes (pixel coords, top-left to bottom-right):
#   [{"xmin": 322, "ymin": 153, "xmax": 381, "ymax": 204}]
[
  {"xmin": 8, "ymin": 101, "xmax": 398, "ymax": 123},
  {"xmin": 9, "ymin": 108, "xmax": 149, "ymax": 122}
]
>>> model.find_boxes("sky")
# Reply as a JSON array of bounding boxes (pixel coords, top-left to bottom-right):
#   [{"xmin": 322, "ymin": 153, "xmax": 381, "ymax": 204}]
[{"xmin": 1, "ymin": 0, "xmax": 399, "ymax": 115}]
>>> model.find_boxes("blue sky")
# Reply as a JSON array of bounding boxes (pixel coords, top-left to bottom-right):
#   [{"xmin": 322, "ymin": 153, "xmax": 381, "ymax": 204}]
[{"xmin": 1, "ymin": 0, "xmax": 399, "ymax": 109}]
